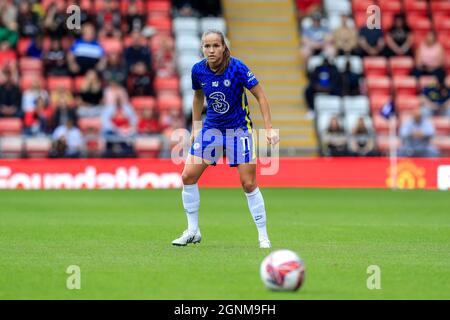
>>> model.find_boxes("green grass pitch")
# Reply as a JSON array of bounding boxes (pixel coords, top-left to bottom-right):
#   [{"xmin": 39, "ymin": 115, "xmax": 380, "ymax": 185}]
[{"xmin": 0, "ymin": 188, "xmax": 449, "ymax": 299}]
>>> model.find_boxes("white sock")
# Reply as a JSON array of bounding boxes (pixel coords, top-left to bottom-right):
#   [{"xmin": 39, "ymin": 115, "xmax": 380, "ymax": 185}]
[
  {"xmin": 182, "ymin": 183, "xmax": 200, "ymax": 234},
  {"xmin": 245, "ymin": 187, "xmax": 268, "ymax": 241}
]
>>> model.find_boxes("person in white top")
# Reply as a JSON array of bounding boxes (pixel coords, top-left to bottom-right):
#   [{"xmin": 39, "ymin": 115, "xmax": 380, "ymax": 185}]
[{"xmin": 52, "ymin": 119, "xmax": 84, "ymax": 158}]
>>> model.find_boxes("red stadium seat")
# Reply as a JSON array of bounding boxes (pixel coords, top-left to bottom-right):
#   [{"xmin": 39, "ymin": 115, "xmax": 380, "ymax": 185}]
[
  {"xmin": 369, "ymin": 94, "xmax": 392, "ymax": 114},
  {"xmin": 392, "ymin": 76, "xmax": 418, "ymax": 95},
  {"xmin": 19, "ymin": 75, "xmax": 45, "ymax": 91},
  {"xmin": 376, "ymin": 135, "xmax": 401, "ymax": 155},
  {"xmin": 147, "ymin": 17, "xmax": 172, "ymax": 35},
  {"xmin": 131, "ymin": 97, "xmax": 157, "ymax": 111},
  {"xmin": 0, "ymin": 50, "xmax": 17, "ymax": 69},
  {"xmin": 432, "ymin": 117, "xmax": 450, "ymax": 136},
  {"xmin": 366, "ymin": 76, "xmax": 392, "ymax": 95},
  {"xmin": 78, "ymin": 117, "xmax": 102, "ymax": 134},
  {"xmin": 412, "ymin": 30, "xmax": 429, "ymax": 49},
  {"xmin": 17, "ymin": 38, "xmax": 32, "ymax": 56},
  {"xmin": 354, "ymin": 12, "xmax": 367, "ymax": 29},
  {"xmin": 0, "ymin": 136, "xmax": 23, "ymax": 158},
  {"xmin": 47, "ymin": 76, "xmax": 74, "ymax": 91},
  {"xmin": 24, "ymin": 137, "xmax": 52, "ymax": 158},
  {"xmin": 154, "ymin": 77, "xmax": 180, "ymax": 95},
  {"xmin": 404, "ymin": 0, "xmax": 428, "ymax": 15},
  {"xmin": 408, "ymin": 15, "xmax": 432, "ymax": 33},
  {"xmin": 395, "ymin": 94, "xmax": 420, "ymax": 113},
  {"xmin": 389, "ymin": 56, "xmax": 414, "ymax": 76},
  {"xmin": 157, "ymin": 95, "xmax": 182, "ymax": 112},
  {"xmin": 352, "ymin": 0, "xmax": 375, "ymax": 13},
  {"xmin": 19, "ymin": 57, "xmax": 43, "ymax": 73},
  {"xmin": 364, "ymin": 57, "xmax": 388, "ymax": 76},
  {"xmin": 378, "ymin": 0, "xmax": 402, "ymax": 14},
  {"xmin": 120, "ymin": 0, "xmax": 144, "ymax": 14},
  {"xmin": 99, "ymin": 38, "xmax": 123, "ymax": 55},
  {"xmin": 432, "ymin": 136, "xmax": 450, "ymax": 157},
  {"xmin": 147, "ymin": 1, "xmax": 171, "ymax": 16},
  {"xmin": 431, "ymin": 1, "xmax": 450, "ymax": 15},
  {"xmin": 434, "ymin": 17, "xmax": 450, "ymax": 33},
  {"xmin": 134, "ymin": 136, "xmax": 162, "ymax": 158},
  {"xmin": 381, "ymin": 13, "xmax": 395, "ymax": 30},
  {"xmin": 0, "ymin": 118, "xmax": 23, "ymax": 136}
]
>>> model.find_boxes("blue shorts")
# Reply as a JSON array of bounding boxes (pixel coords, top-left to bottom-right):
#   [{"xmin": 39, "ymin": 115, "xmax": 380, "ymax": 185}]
[{"xmin": 189, "ymin": 127, "xmax": 256, "ymax": 167}]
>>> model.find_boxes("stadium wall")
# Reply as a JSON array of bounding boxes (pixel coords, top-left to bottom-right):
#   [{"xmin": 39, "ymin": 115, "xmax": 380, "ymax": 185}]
[{"xmin": 0, "ymin": 158, "xmax": 449, "ymax": 190}]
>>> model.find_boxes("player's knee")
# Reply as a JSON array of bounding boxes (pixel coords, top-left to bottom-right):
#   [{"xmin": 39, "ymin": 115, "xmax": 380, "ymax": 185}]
[
  {"xmin": 182, "ymin": 172, "xmax": 198, "ymax": 185},
  {"xmin": 241, "ymin": 180, "xmax": 257, "ymax": 193}
]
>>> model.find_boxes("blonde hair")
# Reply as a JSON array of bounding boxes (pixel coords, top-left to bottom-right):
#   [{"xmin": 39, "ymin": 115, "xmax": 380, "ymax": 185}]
[{"xmin": 201, "ymin": 30, "xmax": 231, "ymax": 75}]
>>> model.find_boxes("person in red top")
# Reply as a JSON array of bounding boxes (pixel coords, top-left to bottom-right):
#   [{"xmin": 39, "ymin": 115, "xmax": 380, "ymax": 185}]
[
  {"xmin": 138, "ymin": 108, "xmax": 161, "ymax": 134},
  {"xmin": 296, "ymin": 0, "xmax": 322, "ymax": 21}
]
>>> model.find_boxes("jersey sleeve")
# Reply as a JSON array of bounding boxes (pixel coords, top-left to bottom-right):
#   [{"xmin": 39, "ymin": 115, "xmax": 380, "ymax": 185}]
[
  {"xmin": 238, "ymin": 61, "xmax": 259, "ymax": 90},
  {"xmin": 191, "ymin": 64, "xmax": 201, "ymax": 90}
]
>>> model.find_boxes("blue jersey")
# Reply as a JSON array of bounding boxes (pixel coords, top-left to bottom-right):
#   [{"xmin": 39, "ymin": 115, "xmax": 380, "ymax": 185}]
[{"xmin": 191, "ymin": 57, "xmax": 259, "ymax": 132}]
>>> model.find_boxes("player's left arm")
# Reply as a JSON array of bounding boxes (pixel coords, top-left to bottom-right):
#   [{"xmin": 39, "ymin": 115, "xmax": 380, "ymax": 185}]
[{"xmin": 249, "ymin": 84, "xmax": 279, "ymax": 145}]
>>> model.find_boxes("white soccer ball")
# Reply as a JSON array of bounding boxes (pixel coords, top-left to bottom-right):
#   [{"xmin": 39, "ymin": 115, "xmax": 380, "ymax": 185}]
[{"xmin": 260, "ymin": 249, "xmax": 305, "ymax": 291}]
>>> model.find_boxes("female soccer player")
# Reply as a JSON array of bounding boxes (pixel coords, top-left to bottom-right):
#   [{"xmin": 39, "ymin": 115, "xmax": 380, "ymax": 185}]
[{"xmin": 172, "ymin": 30, "xmax": 279, "ymax": 248}]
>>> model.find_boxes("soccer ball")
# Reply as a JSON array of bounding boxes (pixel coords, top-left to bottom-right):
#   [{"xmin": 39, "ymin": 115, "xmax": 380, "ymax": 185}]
[{"xmin": 260, "ymin": 249, "xmax": 305, "ymax": 291}]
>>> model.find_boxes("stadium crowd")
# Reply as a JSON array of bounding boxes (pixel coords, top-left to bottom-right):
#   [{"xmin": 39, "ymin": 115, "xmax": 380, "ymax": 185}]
[
  {"xmin": 298, "ymin": 0, "xmax": 450, "ymax": 157},
  {"xmin": 0, "ymin": 0, "xmax": 222, "ymax": 158}
]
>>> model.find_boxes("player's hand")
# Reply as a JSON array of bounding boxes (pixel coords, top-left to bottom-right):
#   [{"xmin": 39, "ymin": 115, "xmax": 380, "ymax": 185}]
[{"xmin": 266, "ymin": 128, "xmax": 279, "ymax": 145}]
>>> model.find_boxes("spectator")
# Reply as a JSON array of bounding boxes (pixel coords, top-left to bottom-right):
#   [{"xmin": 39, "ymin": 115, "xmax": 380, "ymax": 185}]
[
  {"xmin": 51, "ymin": 94, "xmax": 78, "ymax": 129},
  {"xmin": 16, "ymin": 0, "xmax": 40, "ymax": 38},
  {"xmin": 43, "ymin": 1, "xmax": 68, "ymax": 39},
  {"xmin": 96, "ymin": 0, "xmax": 121, "ymax": 33},
  {"xmin": 173, "ymin": 0, "xmax": 199, "ymax": 17},
  {"xmin": 127, "ymin": 61, "xmax": 155, "ymax": 97},
  {"xmin": 124, "ymin": 30, "xmax": 152, "ymax": 71},
  {"xmin": 50, "ymin": 85, "xmax": 74, "ymax": 109},
  {"xmin": 348, "ymin": 117, "xmax": 379, "ymax": 156},
  {"xmin": 385, "ymin": 13, "xmax": 413, "ymax": 57},
  {"xmin": 160, "ymin": 108, "xmax": 184, "ymax": 131},
  {"xmin": 67, "ymin": 22, "xmax": 107, "ymax": 75},
  {"xmin": 125, "ymin": 0, "xmax": 145, "ymax": 33},
  {"xmin": 101, "ymin": 96, "xmax": 137, "ymax": 157},
  {"xmin": 51, "ymin": 119, "xmax": 84, "ymax": 158},
  {"xmin": 358, "ymin": 23, "xmax": 386, "ymax": 57},
  {"xmin": 98, "ymin": 20, "xmax": 122, "ymax": 39},
  {"xmin": 26, "ymin": 35, "xmax": 44, "ymax": 59},
  {"xmin": 0, "ymin": 69, "xmax": 21, "ymax": 117},
  {"xmin": 154, "ymin": 36, "xmax": 175, "ymax": 77},
  {"xmin": 420, "ymin": 80, "xmax": 450, "ymax": 117},
  {"xmin": 77, "ymin": 69, "xmax": 104, "ymax": 117},
  {"xmin": 398, "ymin": 108, "xmax": 439, "ymax": 157},
  {"xmin": 103, "ymin": 79, "xmax": 129, "ymax": 106},
  {"xmin": 332, "ymin": 14, "xmax": 358, "ymax": 56},
  {"xmin": 21, "ymin": 76, "xmax": 49, "ymax": 114},
  {"xmin": 304, "ymin": 58, "xmax": 342, "ymax": 117},
  {"xmin": 411, "ymin": 31, "xmax": 446, "ymax": 84},
  {"xmin": 43, "ymin": 38, "xmax": 69, "ymax": 76},
  {"xmin": 138, "ymin": 108, "xmax": 161, "ymax": 134},
  {"xmin": 0, "ymin": 0, "xmax": 18, "ymax": 49},
  {"xmin": 322, "ymin": 116, "xmax": 349, "ymax": 156},
  {"xmin": 197, "ymin": 0, "xmax": 222, "ymax": 17},
  {"xmin": 301, "ymin": 13, "xmax": 333, "ymax": 59},
  {"xmin": 102, "ymin": 52, "xmax": 127, "ymax": 86},
  {"xmin": 341, "ymin": 60, "xmax": 361, "ymax": 96},
  {"xmin": 23, "ymin": 96, "xmax": 53, "ymax": 135}
]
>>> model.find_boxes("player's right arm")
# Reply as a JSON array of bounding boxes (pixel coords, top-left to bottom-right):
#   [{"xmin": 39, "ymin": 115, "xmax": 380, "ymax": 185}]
[{"xmin": 191, "ymin": 89, "xmax": 204, "ymax": 144}]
